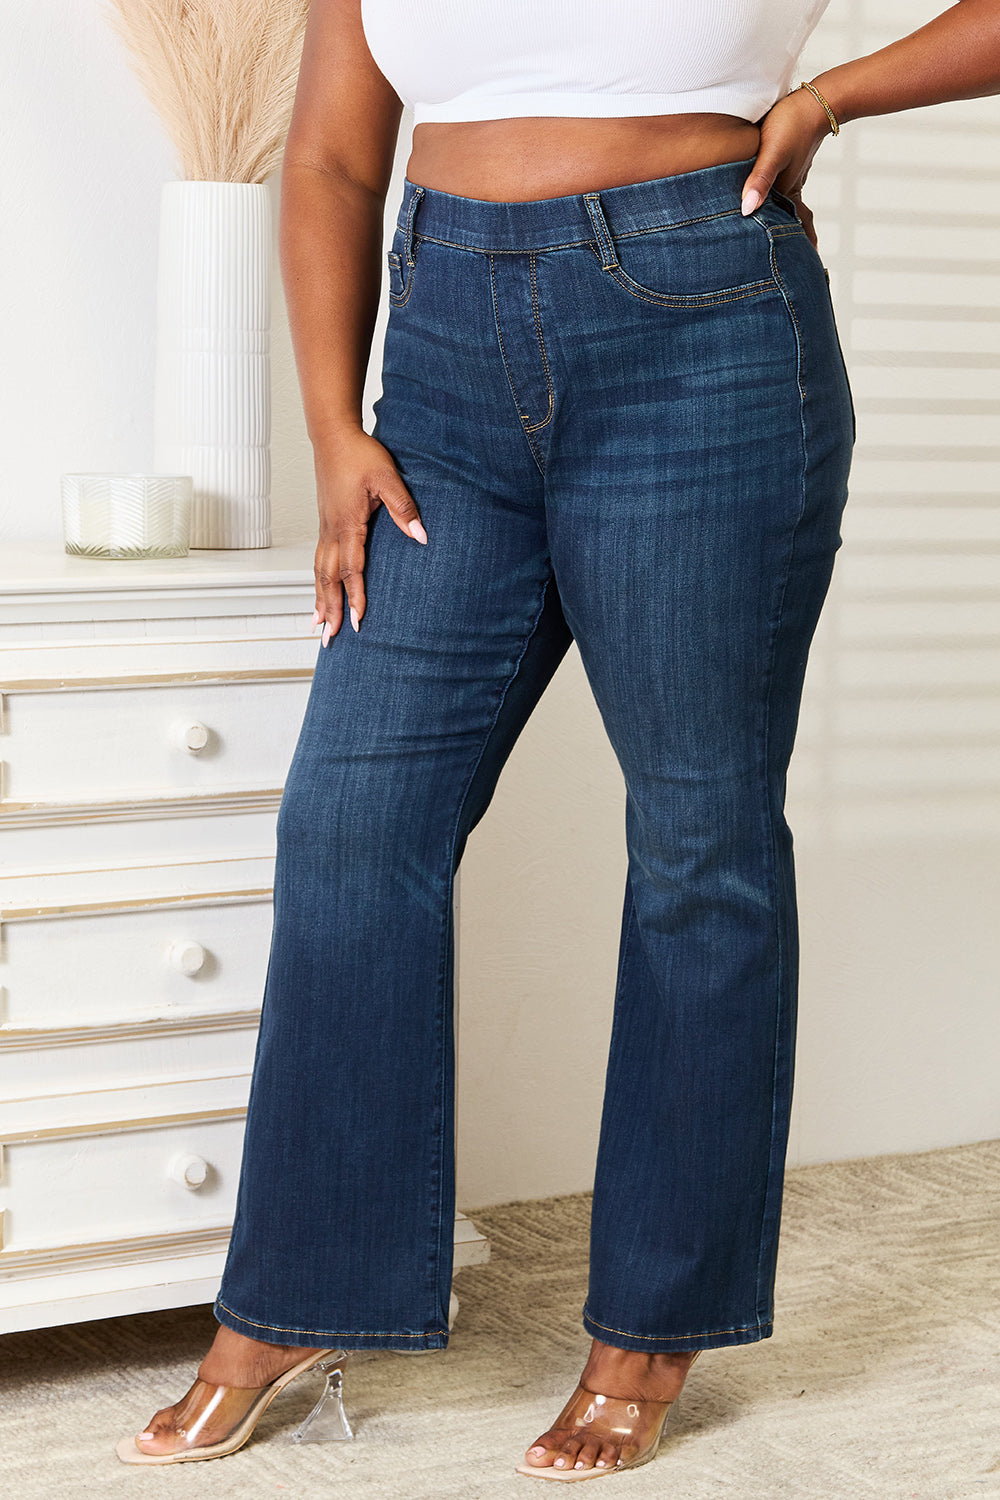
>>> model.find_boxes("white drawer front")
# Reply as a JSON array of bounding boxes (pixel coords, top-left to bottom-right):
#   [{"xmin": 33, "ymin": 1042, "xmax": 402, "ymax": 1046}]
[
  {"xmin": 0, "ymin": 895, "xmax": 273, "ymax": 1031},
  {"xmin": 0, "ymin": 1111, "xmax": 246, "ymax": 1261},
  {"xmin": 1, "ymin": 676, "xmax": 311, "ymax": 809},
  {"xmin": 0, "ymin": 1023, "xmax": 260, "ymax": 1102}
]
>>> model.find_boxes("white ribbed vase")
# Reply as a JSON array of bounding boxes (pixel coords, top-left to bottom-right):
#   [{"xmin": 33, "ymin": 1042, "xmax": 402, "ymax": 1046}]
[{"xmin": 153, "ymin": 181, "xmax": 271, "ymax": 549}]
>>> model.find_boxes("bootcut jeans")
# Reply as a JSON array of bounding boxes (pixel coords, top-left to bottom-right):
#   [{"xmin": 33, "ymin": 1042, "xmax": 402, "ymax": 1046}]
[{"xmin": 215, "ymin": 157, "xmax": 854, "ymax": 1355}]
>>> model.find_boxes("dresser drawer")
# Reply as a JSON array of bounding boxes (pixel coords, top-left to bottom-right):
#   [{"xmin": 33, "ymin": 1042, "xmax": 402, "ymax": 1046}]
[
  {"xmin": 0, "ymin": 861, "xmax": 273, "ymax": 1095},
  {"xmin": 0, "ymin": 1020, "xmax": 260, "ymax": 1104},
  {"xmin": 0, "ymin": 672, "xmax": 311, "ymax": 813},
  {"xmin": 0, "ymin": 890, "xmax": 273, "ymax": 1032},
  {"xmin": 0, "ymin": 1106, "xmax": 246, "ymax": 1269}
]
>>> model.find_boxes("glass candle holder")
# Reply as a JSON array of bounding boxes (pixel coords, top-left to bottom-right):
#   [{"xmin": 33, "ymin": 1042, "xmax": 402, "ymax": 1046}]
[{"xmin": 61, "ymin": 473, "xmax": 193, "ymax": 559}]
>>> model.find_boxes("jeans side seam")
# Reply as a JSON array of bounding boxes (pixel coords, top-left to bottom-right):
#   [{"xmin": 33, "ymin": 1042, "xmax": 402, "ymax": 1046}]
[
  {"xmin": 585, "ymin": 881, "xmax": 635, "ymax": 1322},
  {"xmin": 389, "ymin": 266, "xmax": 417, "ymax": 306},
  {"xmin": 403, "ymin": 183, "xmax": 424, "ymax": 266},
  {"xmin": 751, "ymin": 227, "xmax": 809, "ymax": 1327},
  {"xmin": 388, "ymin": 187, "xmax": 424, "ymax": 305},
  {"xmin": 214, "ymin": 924, "xmax": 278, "ymax": 1320}
]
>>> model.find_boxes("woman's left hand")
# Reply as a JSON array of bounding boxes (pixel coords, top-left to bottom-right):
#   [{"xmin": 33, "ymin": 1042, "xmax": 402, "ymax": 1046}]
[{"xmin": 740, "ymin": 86, "xmax": 837, "ymax": 248}]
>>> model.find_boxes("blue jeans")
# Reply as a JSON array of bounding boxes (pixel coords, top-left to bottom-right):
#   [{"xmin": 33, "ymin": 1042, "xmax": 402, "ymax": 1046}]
[{"xmin": 215, "ymin": 158, "xmax": 854, "ymax": 1355}]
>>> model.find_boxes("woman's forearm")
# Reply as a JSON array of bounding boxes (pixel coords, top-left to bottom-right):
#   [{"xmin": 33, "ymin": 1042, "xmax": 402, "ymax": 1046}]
[
  {"xmin": 811, "ymin": 0, "xmax": 1000, "ymax": 125},
  {"xmin": 278, "ymin": 161, "xmax": 385, "ymax": 451},
  {"xmin": 741, "ymin": 0, "xmax": 1000, "ymax": 223}
]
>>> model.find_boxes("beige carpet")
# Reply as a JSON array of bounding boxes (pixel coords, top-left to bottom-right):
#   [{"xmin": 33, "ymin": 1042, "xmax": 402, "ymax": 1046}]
[{"xmin": 1, "ymin": 1139, "xmax": 998, "ymax": 1500}]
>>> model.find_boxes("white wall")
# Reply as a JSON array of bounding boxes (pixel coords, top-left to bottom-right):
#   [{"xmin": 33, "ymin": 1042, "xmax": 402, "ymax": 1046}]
[
  {"xmin": 2, "ymin": 1, "xmax": 997, "ymax": 1207},
  {"xmin": 0, "ymin": 0, "xmax": 320, "ymax": 548}
]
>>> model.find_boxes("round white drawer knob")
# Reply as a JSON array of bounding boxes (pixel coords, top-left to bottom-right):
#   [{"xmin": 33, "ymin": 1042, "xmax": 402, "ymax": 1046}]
[
  {"xmin": 167, "ymin": 939, "xmax": 207, "ymax": 975},
  {"xmin": 175, "ymin": 720, "xmax": 210, "ymax": 753},
  {"xmin": 168, "ymin": 1152, "xmax": 209, "ymax": 1190}
]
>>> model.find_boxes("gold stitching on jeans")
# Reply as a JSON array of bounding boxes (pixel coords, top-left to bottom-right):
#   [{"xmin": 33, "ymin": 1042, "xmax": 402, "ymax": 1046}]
[
  {"xmin": 580, "ymin": 193, "xmax": 777, "ymax": 307},
  {"xmin": 611, "ymin": 210, "xmax": 739, "ymax": 242},
  {"xmin": 389, "ymin": 188, "xmax": 423, "ymax": 305},
  {"xmin": 404, "ymin": 185, "xmax": 423, "ymax": 266},
  {"xmin": 406, "ymin": 208, "xmax": 743, "ymax": 258},
  {"xmin": 489, "ymin": 252, "xmax": 546, "ymax": 473},
  {"xmin": 585, "ymin": 1310, "xmax": 770, "ymax": 1341},
  {"xmin": 524, "ymin": 250, "xmax": 554, "ymax": 433},
  {"xmin": 583, "ymin": 192, "xmax": 619, "ymax": 271},
  {"xmin": 752, "ymin": 215, "xmax": 806, "ymax": 404},
  {"xmin": 605, "ymin": 268, "xmax": 774, "ymax": 309},
  {"xmin": 489, "ymin": 252, "xmax": 528, "ymax": 418},
  {"xmin": 389, "ymin": 249, "xmax": 417, "ymax": 306},
  {"xmin": 216, "ymin": 1297, "xmax": 446, "ymax": 1340}
]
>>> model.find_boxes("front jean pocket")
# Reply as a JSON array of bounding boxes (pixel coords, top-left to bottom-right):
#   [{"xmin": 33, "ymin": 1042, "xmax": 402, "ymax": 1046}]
[
  {"xmin": 387, "ymin": 222, "xmax": 416, "ymax": 306},
  {"xmin": 387, "ymin": 249, "xmax": 406, "ymax": 300},
  {"xmin": 594, "ymin": 209, "xmax": 780, "ymax": 308}
]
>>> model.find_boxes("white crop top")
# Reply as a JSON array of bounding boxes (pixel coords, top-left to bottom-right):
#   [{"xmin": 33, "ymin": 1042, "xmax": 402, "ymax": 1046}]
[{"xmin": 360, "ymin": 0, "xmax": 832, "ymax": 128}]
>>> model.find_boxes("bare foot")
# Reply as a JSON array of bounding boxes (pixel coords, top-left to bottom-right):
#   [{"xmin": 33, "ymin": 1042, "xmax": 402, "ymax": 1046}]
[
  {"xmin": 130, "ymin": 1322, "xmax": 321, "ymax": 1456},
  {"xmin": 521, "ymin": 1339, "xmax": 700, "ymax": 1475}
]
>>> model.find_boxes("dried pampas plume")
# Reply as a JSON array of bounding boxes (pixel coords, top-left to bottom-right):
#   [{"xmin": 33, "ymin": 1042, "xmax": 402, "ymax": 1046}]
[{"xmin": 103, "ymin": 0, "xmax": 310, "ymax": 183}]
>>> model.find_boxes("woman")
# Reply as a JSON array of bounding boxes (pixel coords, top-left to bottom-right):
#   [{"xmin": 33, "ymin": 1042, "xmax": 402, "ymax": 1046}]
[{"xmin": 117, "ymin": 0, "xmax": 1000, "ymax": 1481}]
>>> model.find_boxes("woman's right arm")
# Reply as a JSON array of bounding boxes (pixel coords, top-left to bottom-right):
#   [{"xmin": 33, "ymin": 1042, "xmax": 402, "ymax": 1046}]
[{"xmin": 280, "ymin": 0, "xmax": 427, "ymax": 643}]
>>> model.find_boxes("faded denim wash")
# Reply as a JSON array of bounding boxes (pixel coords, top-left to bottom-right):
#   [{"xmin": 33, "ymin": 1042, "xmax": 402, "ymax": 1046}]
[{"xmin": 215, "ymin": 157, "xmax": 855, "ymax": 1354}]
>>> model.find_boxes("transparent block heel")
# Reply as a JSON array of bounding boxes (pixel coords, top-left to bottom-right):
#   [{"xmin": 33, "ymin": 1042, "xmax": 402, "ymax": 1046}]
[{"xmin": 290, "ymin": 1355, "xmax": 354, "ymax": 1444}]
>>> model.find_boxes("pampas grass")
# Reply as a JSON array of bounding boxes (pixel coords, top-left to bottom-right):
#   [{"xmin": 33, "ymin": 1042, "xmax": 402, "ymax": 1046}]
[{"xmin": 103, "ymin": 0, "xmax": 310, "ymax": 183}]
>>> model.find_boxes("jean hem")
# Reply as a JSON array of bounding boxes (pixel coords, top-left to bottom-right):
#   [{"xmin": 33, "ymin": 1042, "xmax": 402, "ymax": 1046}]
[
  {"xmin": 213, "ymin": 1296, "xmax": 449, "ymax": 1352},
  {"xmin": 582, "ymin": 1306, "xmax": 773, "ymax": 1353}
]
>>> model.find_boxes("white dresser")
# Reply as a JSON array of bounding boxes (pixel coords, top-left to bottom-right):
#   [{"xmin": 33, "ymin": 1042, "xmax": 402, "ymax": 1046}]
[{"xmin": 0, "ymin": 542, "xmax": 486, "ymax": 1334}]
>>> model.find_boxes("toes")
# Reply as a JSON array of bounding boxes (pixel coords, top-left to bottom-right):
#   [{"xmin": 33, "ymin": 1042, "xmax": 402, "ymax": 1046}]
[
  {"xmin": 135, "ymin": 1432, "xmax": 172, "ymax": 1455},
  {"xmin": 523, "ymin": 1432, "xmax": 561, "ymax": 1468},
  {"xmin": 524, "ymin": 1428, "xmax": 584, "ymax": 1470},
  {"xmin": 523, "ymin": 1425, "xmax": 624, "ymax": 1474},
  {"xmin": 571, "ymin": 1437, "xmax": 606, "ymax": 1471},
  {"xmin": 550, "ymin": 1436, "xmax": 584, "ymax": 1472},
  {"xmin": 134, "ymin": 1429, "xmax": 170, "ymax": 1455},
  {"xmin": 522, "ymin": 1429, "xmax": 626, "ymax": 1473},
  {"xmin": 597, "ymin": 1438, "xmax": 620, "ymax": 1470},
  {"xmin": 133, "ymin": 1406, "xmax": 182, "ymax": 1455}
]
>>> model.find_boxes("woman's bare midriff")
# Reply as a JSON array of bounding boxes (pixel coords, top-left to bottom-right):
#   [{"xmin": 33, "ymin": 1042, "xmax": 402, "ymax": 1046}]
[{"xmin": 405, "ymin": 113, "xmax": 762, "ymax": 201}]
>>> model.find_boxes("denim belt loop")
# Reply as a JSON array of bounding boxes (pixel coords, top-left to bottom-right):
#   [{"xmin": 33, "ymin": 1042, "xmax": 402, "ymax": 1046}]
[
  {"xmin": 583, "ymin": 192, "xmax": 621, "ymax": 272},
  {"xmin": 404, "ymin": 184, "xmax": 426, "ymax": 268}
]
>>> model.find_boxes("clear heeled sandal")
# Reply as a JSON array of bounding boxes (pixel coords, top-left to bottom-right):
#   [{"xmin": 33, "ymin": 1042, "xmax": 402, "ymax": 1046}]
[
  {"xmin": 515, "ymin": 1350, "xmax": 701, "ymax": 1483},
  {"xmin": 115, "ymin": 1348, "xmax": 352, "ymax": 1465},
  {"xmin": 290, "ymin": 1354, "xmax": 354, "ymax": 1443}
]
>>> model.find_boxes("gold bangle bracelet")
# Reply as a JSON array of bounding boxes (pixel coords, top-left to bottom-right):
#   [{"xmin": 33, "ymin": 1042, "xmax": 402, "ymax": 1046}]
[{"xmin": 799, "ymin": 80, "xmax": 840, "ymax": 136}]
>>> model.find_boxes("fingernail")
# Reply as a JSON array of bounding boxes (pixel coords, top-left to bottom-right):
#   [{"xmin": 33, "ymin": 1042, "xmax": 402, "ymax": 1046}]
[
  {"xmin": 322, "ymin": 622, "xmax": 332, "ymax": 647},
  {"xmin": 311, "ymin": 609, "xmax": 320, "ymax": 629},
  {"xmin": 408, "ymin": 518, "xmax": 428, "ymax": 545},
  {"xmin": 741, "ymin": 188, "xmax": 762, "ymax": 215},
  {"xmin": 350, "ymin": 606, "xmax": 360, "ymax": 633}
]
